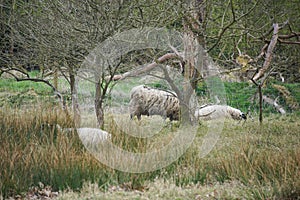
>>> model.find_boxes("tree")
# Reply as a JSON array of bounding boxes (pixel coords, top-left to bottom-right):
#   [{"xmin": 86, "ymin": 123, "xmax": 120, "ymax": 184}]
[
  {"xmin": 2, "ymin": 0, "xmax": 298, "ymax": 127},
  {"xmin": 1, "ymin": 0, "xmax": 188, "ymax": 127},
  {"xmin": 205, "ymin": 0, "xmax": 300, "ymax": 82}
]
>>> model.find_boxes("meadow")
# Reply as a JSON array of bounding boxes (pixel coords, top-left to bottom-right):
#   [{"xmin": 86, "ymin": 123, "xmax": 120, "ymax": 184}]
[{"xmin": 0, "ymin": 77, "xmax": 299, "ymax": 199}]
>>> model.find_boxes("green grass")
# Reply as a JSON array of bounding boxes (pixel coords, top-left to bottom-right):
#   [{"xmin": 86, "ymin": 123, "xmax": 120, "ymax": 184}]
[
  {"xmin": 0, "ymin": 77, "xmax": 52, "ymax": 94},
  {"xmin": 2, "ymin": 75, "xmax": 299, "ymax": 115},
  {"xmin": 0, "ymin": 77, "xmax": 56, "ymax": 107},
  {"xmin": 196, "ymin": 81, "xmax": 300, "ymax": 114}
]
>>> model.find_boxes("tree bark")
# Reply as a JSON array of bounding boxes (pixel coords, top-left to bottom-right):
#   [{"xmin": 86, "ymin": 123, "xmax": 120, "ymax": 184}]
[
  {"xmin": 95, "ymin": 80, "xmax": 105, "ymax": 129},
  {"xmin": 253, "ymin": 24, "xmax": 279, "ymax": 82},
  {"xmin": 183, "ymin": 0, "xmax": 205, "ymax": 89},
  {"xmin": 258, "ymin": 84, "xmax": 263, "ymax": 123},
  {"xmin": 175, "ymin": 0, "xmax": 206, "ymax": 124},
  {"xmin": 70, "ymin": 72, "xmax": 80, "ymax": 126},
  {"xmin": 251, "ymin": 23, "xmax": 281, "ymax": 124}
]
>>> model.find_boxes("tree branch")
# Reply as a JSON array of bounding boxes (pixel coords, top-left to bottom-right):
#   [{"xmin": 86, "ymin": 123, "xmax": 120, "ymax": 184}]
[
  {"xmin": 208, "ymin": 0, "xmax": 258, "ymax": 53},
  {"xmin": 253, "ymin": 23, "xmax": 279, "ymax": 82},
  {"xmin": 106, "ymin": 53, "xmax": 178, "ymax": 81},
  {"xmin": 2, "ymin": 68, "xmax": 66, "ymax": 109}
]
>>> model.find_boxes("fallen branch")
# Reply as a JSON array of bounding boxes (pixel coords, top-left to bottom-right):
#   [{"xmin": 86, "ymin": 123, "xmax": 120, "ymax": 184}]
[
  {"xmin": 253, "ymin": 43, "xmax": 268, "ymax": 62},
  {"xmin": 262, "ymin": 95, "xmax": 286, "ymax": 114}
]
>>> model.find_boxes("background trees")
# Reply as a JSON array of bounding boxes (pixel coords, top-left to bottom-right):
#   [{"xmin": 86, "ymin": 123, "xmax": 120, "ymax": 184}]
[
  {"xmin": 205, "ymin": 0, "xmax": 300, "ymax": 82},
  {"xmin": 1, "ymin": 0, "xmax": 299, "ymax": 124},
  {"xmin": 0, "ymin": 1, "xmax": 299, "ymax": 197}
]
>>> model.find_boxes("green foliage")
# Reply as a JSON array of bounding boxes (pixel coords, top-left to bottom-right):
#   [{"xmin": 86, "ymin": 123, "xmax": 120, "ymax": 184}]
[{"xmin": 224, "ymin": 82, "xmax": 254, "ymax": 111}]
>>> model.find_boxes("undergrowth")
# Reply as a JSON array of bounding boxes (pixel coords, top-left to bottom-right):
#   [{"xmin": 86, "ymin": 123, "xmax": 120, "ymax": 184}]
[
  {"xmin": 0, "ymin": 105, "xmax": 299, "ymax": 199},
  {"xmin": 0, "ymin": 78, "xmax": 299, "ymax": 199}
]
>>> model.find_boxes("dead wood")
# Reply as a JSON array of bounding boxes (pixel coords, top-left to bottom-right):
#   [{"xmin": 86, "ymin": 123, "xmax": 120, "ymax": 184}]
[{"xmin": 262, "ymin": 95, "xmax": 286, "ymax": 115}]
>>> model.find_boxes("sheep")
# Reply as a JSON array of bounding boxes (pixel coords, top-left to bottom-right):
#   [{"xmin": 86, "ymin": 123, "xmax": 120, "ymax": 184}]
[
  {"xmin": 129, "ymin": 85, "xmax": 246, "ymax": 122},
  {"xmin": 129, "ymin": 85, "xmax": 180, "ymax": 121},
  {"xmin": 40, "ymin": 124, "xmax": 111, "ymax": 148},
  {"xmin": 76, "ymin": 128, "xmax": 111, "ymax": 145},
  {"xmin": 194, "ymin": 104, "xmax": 247, "ymax": 121}
]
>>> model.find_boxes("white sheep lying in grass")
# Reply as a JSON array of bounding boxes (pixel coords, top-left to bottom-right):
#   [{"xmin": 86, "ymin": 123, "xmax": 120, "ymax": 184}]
[
  {"xmin": 195, "ymin": 104, "xmax": 247, "ymax": 121},
  {"xmin": 129, "ymin": 85, "xmax": 180, "ymax": 121},
  {"xmin": 55, "ymin": 125, "xmax": 111, "ymax": 145},
  {"xmin": 76, "ymin": 128, "xmax": 111, "ymax": 145},
  {"xmin": 41, "ymin": 124, "xmax": 111, "ymax": 145}
]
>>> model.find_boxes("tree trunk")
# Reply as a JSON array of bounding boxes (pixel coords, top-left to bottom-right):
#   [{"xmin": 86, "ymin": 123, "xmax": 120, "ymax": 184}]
[
  {"xmin": 53, "ymin": 68, "xmax": 58, "ymax": 90},
  {"xmin": 182, "ymin": 32, "xmax": 196, "ymax": 124},
  {"xmin": 178, "ymin": 0, "xmax": 207, "ymax": 124},
  {"xmin": 95, "ymin": 80, "xmax": 104, "ymax": 129},
  {"xmin": 183, "ymin": 0, "xmax": 206, "ymax": 90},
  {"xmin": 258, "ymin": 84, "xmax": 263, "ymax": 123},
  {"xmin": 70, "ymin": 72, "xmax": 80, "ymax": 126},
  {"xmin": 251, "ymin": 23, "xmax": 280, "ymax": 124}
]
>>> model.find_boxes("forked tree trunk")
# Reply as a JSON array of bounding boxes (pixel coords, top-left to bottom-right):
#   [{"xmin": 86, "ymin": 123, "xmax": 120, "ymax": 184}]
[
  {"xmin": 180, "ymin": 0, "xmax": 206, "ymax": 124},
  {"xmin": 252, "ymin": 23, "xmax": 280, "ymax": 124}
]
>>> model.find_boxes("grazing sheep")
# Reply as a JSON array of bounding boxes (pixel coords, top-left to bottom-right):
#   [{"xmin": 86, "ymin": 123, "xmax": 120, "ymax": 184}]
[
  {"xmin": 195, "ymin": 104, "xmax": 247, "ymax": 121},
  {"xmin": 129, "ymin": 85, "xmax": 180, "ymax": 121}
]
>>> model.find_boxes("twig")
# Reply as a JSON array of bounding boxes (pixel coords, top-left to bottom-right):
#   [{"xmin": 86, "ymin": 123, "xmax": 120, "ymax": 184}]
[{"xmin": 208, "ymin": 0, "xmax": 258, "ymax": 52}]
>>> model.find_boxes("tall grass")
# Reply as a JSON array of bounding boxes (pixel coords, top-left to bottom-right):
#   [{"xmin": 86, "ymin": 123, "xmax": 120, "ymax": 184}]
[
  {"xmin": 0, "ymin": 105, "xmax": 107, "ymax": 197},
  {"xmin": 1, "ymin": 104, "xmax": 299, "ymax": 199}
]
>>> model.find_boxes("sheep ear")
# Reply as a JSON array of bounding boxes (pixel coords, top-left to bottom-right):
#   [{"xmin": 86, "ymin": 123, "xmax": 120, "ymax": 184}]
[{"xmin": 241, "ymin": 113, "xmax": 247, "ymax": 120}]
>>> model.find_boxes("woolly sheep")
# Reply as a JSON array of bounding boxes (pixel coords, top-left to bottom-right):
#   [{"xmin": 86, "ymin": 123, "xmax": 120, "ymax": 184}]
[
  {"xmin": 76, "ymin": 128, "xmax": 111, "ymax": 145},
  {"xmin": 129, "ymin": 85, "xmax": 180, "ymax": 121},
  {"xmin": 194, "ymin": 104, "xmax": 247, "ymax": 121},
  {"xmin": 41, "ymin": 125, "xmax": 111, "ymax": 145}
]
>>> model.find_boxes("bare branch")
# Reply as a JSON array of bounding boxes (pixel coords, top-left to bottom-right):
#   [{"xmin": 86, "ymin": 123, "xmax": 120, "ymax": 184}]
[
  {"xmin": 208, "ymin": 0, "xmax": 259, "ymax": 52},
  {"xmin": 106, "ymin": 53, "xmax": 178, "ymax": 81},
  {"xmin": 278, "ymin": 32, "xmax": 300, "ymax": 39},
  {"xmin": 253, "ymin": 43, "xmax": 268, "ymax": 62},
  {"xmin": 253, "ymin": 23, "xmax": 279, "ymax": 82},
  {"xmin": 277, "ymin": 39, "xmax": 300, "ymax": 45}
]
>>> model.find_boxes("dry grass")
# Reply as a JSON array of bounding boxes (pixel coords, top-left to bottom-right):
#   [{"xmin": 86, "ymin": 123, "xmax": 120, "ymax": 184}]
[{"xmin": 0, "ymin": 105, "xmax": 299, "ymax": 199}]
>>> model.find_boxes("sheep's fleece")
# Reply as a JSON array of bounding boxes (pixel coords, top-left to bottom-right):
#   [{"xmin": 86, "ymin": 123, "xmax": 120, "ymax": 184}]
[
  {"xmin": 129, "ymin": 85, "xmax": 180, "ymax": 121},
  {"xmin": 194, "ymin": 105, "xmax": 247, "ymax": 121}
]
